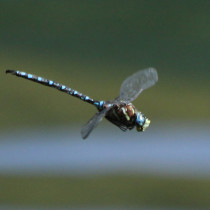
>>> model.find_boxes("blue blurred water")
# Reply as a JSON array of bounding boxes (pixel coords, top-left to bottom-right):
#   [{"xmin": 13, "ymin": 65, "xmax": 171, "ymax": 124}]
[{"xmin": 0, "ymin": 122, "xmax": 209, "ymax": 177}]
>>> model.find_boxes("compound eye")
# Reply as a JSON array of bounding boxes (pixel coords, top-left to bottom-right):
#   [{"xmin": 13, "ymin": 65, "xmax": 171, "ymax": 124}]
[{"xmin": 136, "ymin": 113, "xmax": 145, "ymax": 126}]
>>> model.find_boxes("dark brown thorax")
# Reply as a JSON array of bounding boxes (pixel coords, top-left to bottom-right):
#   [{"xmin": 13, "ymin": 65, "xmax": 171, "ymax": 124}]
[{"xmin": 105, "ymin": 103, "xmax": 137, "ymax": 130}]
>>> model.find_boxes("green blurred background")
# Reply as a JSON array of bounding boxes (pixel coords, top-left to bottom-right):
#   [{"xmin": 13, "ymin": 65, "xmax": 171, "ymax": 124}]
[{"xmin": 0, "ymin": 0, "xmax": 210, "ymax": 209}]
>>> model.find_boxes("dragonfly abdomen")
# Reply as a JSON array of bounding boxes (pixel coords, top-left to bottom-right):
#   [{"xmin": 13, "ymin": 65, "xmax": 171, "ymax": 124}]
[{"xmin": 6, "ymin": 70, "xmax": 100, "ymax": 106}]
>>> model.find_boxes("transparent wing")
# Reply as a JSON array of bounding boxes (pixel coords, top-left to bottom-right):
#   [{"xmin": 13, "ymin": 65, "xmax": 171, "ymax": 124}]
[
  {"xmin": 81, "ymin": 107, "xmax": 111, "ymax": 139},
  {"xmin": 108, "ymin": 118, "xmax": 128, "ymax": 132},
  {"xmin": 117, "ymin": 68, "xmax": 158, "ymax": 102}
]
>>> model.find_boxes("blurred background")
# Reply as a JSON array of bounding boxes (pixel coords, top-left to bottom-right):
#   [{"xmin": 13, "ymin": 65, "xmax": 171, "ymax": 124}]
[{"xmin": 0, "ymin": 0, "xmax": 210, "ymax": 209}]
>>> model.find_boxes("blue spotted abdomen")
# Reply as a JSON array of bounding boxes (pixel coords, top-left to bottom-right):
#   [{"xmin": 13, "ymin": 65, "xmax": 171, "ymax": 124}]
[{"xmin": 6, "ymin": 70, "xmax": 102, "ymax": 107}]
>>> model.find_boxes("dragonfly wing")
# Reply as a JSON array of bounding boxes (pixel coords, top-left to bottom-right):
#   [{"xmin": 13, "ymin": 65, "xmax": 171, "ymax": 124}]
[
  {"xmin": 81, "ymin": 107, "xmax": 111, "ymax": 139},
  {"xmin": 108, "ymin": 118, "xmax": 128, "ymax": 131},
  {"xmin": 118, "ymin": 68, "xmax": 158, "ymax": 102}
]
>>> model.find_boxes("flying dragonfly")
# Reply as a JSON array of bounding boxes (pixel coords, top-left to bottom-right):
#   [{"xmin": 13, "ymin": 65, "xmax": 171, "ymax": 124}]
[{"xmin": 6, "ymin": 68, "xmax": 158, "ymax": 139}]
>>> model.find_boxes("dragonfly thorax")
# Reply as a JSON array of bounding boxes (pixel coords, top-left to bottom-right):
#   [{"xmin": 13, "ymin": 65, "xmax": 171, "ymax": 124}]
[{"xmin": 105, "ymin": 103, "xmax": 137, "ymax": 130}]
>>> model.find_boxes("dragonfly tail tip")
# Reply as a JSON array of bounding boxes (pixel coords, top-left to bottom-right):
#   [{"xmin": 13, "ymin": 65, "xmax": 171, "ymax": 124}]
[{"xmin": 6, "ymin": 69, "xmax": 16, "ymax": 74}]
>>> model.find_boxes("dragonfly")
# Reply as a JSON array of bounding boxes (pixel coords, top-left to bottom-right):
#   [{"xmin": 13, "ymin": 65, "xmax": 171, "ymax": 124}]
[{"xmin": 6, "ymin": 68, "xmax": 158, "ymax": 139}]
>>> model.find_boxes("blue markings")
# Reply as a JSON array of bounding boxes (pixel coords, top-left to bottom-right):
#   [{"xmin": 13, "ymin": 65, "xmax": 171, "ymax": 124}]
[
  {"xmin": 20, "ymin": 72, "xmax": 26, "ymax": 76},
  {"xmin": 81, "ymin": 97, "xmax": 84, "ymax": 100},
  {"xmin": 49, "ymin": 80, "xmax": 54, "ymax": 85},
  {"xmin": 136, "ymin": 113, "xmax": 145, "ymax": 126},
  {"xmin": 61, "ymin": 85, "xmax": 66, "ymax": 90},
  {"xmin": 94, "ymin": 102, "xmax": 99, "ymax": 106},
  {"xmin": 94, "ymin": 101, "xmax": 104, "ymax": 110},
  {"xmin": 27, "ymin": 74, "xmax": 33, "ymax": 79},
  {"xmin": 38, "ymin": 77, "xmax": 42, "ymax": 81},
  {"xmin": 16, "ymin": 71, "xmax": 20, "ymax": 74},
  {"xmin": 73, "ymin": 91, "xmax": 78, "ymax": 95},
  {"xmin": 99, "ymin": 101, "xmax": 104, "ymax": 108},
  {"xmin": 85, "ymin": 96, "xmax": 89, "ymax": 101}
]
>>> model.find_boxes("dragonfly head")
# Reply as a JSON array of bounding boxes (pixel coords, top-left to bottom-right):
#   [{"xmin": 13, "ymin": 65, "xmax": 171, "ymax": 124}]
[{"xmin": 136, "ymin": 112, "xmax": 150, "ymax": 132}]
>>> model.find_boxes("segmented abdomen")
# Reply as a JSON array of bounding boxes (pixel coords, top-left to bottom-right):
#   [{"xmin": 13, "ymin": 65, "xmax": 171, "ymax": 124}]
[{"xmin": 6, "ymin": 70, "xmax": 97, "ymax": 105}]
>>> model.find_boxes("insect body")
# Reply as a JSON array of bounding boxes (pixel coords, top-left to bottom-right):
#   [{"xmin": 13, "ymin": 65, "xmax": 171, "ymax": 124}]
[
  {"xmin": 104, "ymin": 102, "xmax": 150, "ymax": 132},
  {"xmin": 6, "ymin": 68, "xmax": 158, "ymax": 139}
]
